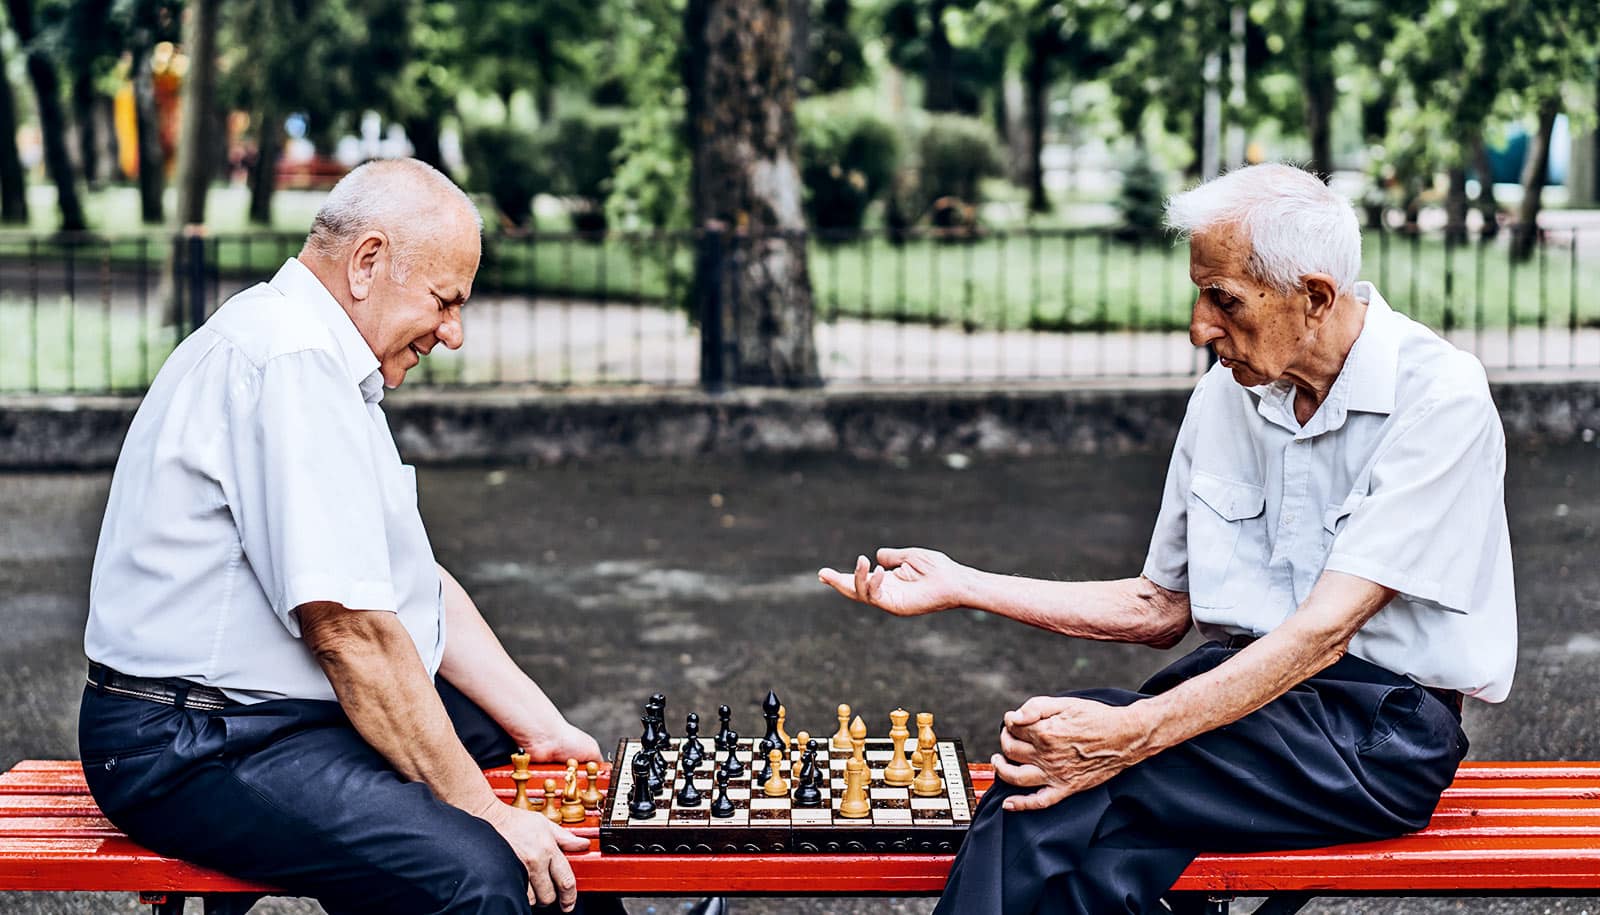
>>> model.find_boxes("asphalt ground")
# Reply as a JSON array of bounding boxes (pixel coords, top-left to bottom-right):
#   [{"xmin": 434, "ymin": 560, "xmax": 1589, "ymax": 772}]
[{"xmin": 2, "ymin": 442, "xmax": 1596, "ymax": 914}]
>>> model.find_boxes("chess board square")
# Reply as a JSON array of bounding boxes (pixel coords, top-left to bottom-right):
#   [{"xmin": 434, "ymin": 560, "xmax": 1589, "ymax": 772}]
[
  {"xmin": 750, "ymin": 797, "xmax": 787, "ymax": 811},
  {"xmin": 728, "ymin": 788, "xmax": 751, "ymax": 800},
  {"xmin": 913, "ymin": 810, "xmax": 953, "ymax": 822},
  {"xmin": 791, "ymin": 808, "xmax": 830, "ymax": 825},
  {"xmin": 670, "ymin": 808, "xmax": 709, "ymax": 823},
  {"xmin": 872, "ymin": 808, "xmax": 913, "ymax": 824},
  {"xmin": 911, "ymin": 798, "xmax": 949, "ymax": 810},
  {"xmin": 865, "ymin": 751, "xmax": 891, "ymax": 763},
  {"xmin": 870, "ymin": 787, "xmax": 909, "ymax": 801}
]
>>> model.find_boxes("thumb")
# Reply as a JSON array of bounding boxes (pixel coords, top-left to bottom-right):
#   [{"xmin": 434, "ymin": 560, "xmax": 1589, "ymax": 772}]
[
  {"xmin": 875, "ymin": 546, "xmax": 913, "ymax": 567},
  {"xmin": 555, "ymin": 827, "xmax": 592, "ymax": 853}
]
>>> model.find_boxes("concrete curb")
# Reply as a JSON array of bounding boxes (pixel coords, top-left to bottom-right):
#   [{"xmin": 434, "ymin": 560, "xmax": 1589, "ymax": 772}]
[{"xmin": 2, "ymin": 379, "xmax": 1597, "ymax": 470}]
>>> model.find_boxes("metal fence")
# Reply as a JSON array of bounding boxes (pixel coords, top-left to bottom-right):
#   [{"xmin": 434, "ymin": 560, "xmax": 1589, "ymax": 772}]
[{"xmin": 1, "ymin": 225, "xmax": 1596, "ymax": 395}]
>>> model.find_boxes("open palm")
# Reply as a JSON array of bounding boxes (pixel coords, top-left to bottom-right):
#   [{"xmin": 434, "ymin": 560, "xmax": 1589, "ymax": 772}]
[{"xmin": 817, "ymin": 547, "xmax": 968, "ymax": 617}]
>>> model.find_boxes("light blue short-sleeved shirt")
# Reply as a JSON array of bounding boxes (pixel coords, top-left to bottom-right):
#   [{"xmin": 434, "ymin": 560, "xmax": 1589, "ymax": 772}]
[
  {"xmin": 1143, "ymin": 282, "xmax": 1517, "ymax": 702},
  {"xmin": 85, "ymin": 258, "xmax": 445, "ymax": 704}
]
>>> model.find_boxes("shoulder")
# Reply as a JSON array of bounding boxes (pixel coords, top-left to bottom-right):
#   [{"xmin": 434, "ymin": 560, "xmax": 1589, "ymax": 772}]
[
  {"xmin": 205, "ymin": 281, "xmax": 346, "ymax": 374},
  {"xmin": 1388, "ymin": 313, "xmax": 1496, "ymax": 426}
]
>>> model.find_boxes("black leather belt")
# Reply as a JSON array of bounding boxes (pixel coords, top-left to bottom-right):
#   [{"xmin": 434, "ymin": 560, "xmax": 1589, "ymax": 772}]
[
  {"xmin": 86, "ymin": 662, "xmax": 234, "ymax": 712},
  {"xmin": 1221, "ymin": 634, "xmax": 1463, "ymax": 715}
]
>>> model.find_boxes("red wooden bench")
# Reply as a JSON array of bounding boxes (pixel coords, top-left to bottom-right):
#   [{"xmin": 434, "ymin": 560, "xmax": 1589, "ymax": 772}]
[{"xmin": 4, "ymin": 759, "xmax": 1598, "ymax": 914}]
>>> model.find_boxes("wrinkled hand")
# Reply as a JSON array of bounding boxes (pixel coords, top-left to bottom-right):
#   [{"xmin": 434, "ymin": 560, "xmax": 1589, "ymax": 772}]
[
  {"xmin": 482, "ymin": 804, "xmax": 590, "ymax": 912},
  {"xmin": 992, "ymin": 696, "xmax": 1157, "ymax": 812},
  {"xmin": 518, "ymin": 720, "xmax": 603, "ymax": 764},
  {"xmin": 817, "ymin": 547, "xmax": 970, "ymax": 618}
]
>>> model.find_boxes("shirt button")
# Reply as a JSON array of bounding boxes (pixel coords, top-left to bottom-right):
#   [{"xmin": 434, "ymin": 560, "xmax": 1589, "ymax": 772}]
[{"xmin": 1284, "ymin": 513, "xmax": 1297, "ymax": 524}]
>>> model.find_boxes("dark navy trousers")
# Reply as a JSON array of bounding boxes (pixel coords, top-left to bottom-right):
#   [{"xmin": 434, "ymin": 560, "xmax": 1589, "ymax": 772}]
[
  {"xmin": 78, "ymin": 676, "xmax": 626, "ymax": 915},
  {"xmin": 935, "ymin": 642, "xmax": 1469, "ymax": 915}
]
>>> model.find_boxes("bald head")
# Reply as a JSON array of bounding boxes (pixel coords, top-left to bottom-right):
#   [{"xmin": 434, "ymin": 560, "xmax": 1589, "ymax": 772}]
[{"xmin": 302, "ymin": 158, "xmax": 483, "ymax": 283}]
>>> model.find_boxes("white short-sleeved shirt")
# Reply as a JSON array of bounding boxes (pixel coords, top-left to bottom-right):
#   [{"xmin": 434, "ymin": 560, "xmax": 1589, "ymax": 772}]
[
  {"xmin": 85, "ymin": 258, "xmax": 445, "ymax": 704},
  {"xmin": 1142, "ymin": 283, "xmax": 1517, "ymax": 702}
]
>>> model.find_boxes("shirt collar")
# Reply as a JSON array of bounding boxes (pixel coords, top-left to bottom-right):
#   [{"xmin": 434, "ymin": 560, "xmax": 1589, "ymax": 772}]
[
  {"xmin": 1249, "ymin": 280, "xmax": 1399, "ymax": 438},
  {"xmin": 269, "ymin": 258, "xmax": 386, "ymax": 404}
]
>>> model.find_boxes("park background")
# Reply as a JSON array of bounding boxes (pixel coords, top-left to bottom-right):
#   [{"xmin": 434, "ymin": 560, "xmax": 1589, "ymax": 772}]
[{"xmin": 2, "ymin": 1, "xmax": 1599, "ymax": 913}]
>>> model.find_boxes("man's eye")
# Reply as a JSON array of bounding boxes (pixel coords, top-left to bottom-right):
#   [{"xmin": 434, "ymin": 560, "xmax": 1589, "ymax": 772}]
[{"xmin": 1215, "ymin": 293, "xmax": 1238, "ymax": 310}]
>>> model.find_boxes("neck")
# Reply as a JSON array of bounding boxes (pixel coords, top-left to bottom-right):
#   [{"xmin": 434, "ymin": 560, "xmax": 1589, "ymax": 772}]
[{"xmin": 1285, "ymin": 293, "xmax": 1367, "ymax": 424}]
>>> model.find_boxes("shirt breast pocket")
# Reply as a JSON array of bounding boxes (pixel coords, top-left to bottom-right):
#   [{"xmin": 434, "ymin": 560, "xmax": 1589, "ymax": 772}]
[
  {"xmin": 1186, "ymin": 471, "xmax": 1266, "ymax": 610},
  {"xmin": 1322, "ymin": 489, "xmax": 1366, "ymax": 552},
  {"xmin": 387, "ymin": 463, "xmax": 420, "ymax": 511}
]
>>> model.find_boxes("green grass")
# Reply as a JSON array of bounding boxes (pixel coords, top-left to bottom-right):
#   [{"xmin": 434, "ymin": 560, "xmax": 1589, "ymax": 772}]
[{"xmin": 0, "ymin": 296, "xmax": 179, "ymax": 393}]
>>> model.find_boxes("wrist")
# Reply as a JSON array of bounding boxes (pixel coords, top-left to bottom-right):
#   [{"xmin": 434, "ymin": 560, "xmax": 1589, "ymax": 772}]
[
  {"xmin": 953, "ymin": 565, "xmax": 985, "ymax": 611},
  {"xmin": 1125, "ymin": 694, "xmax": 1179, "ymax": 760}
]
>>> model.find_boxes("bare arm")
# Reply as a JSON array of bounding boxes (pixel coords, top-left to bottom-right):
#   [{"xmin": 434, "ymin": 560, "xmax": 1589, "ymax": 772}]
[
  {"xmin": 819, "ymin": 547, "xmax": 1192, "ymax": 648},
  {"xmin": 996, "ymin": 570, "xmax": 1396, "ymax": 810},
  {"xmin": 435, "ymin": 564, "xmax": 599, "ymax": 761},
  {"xmin": 298, "ymin": 602, "xmax": 588, "ymax": 911}
]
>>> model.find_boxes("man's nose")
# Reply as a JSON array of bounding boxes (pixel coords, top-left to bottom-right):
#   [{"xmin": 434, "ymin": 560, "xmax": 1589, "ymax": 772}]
[
  {"xmin": 1189, "ymin": 298, "xmax": 1223, "ymax": 348},
  {"xmin": 437, "ymin": 307, "xmax": 464, "ymax": 350}
]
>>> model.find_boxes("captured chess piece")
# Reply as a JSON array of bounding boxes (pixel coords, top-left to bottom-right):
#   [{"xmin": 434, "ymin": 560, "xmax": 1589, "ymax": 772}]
[
  {"xmin": 832, "ymin": 703, "xmax": 852, "ymax": 750},
  {"xmin": 790, "ymin": 731, "xmax": 811, "ymax": 781},
  {"xmin": 839, "ymin": 757, "xmax": 871, "ymax": 819},
  {"xmin": 561, "ymin": 761, "xmax": 586, "ymax": 823},
  {"xmin": 628, "ymin": 753, "xmax": 657, "ymax": 819},
  {"xmin": 719, "ymin": 732, "xmax": 744, "ymax": 778},
  {"xmin": 676, "ymin": 753, "xmax": 704, "ymax": 807},
  {"xmin": 710, "ymin": 768, "xmax": 736, "ymax": 818},
  {"xmin": 883, "ymin": 708, "xmax": 914, "ymax": 787},
  {"xmin": 510, "ymin": 748, "xmax": 534, "ymax": 810},
  {"xmin": 542, "ymin": 778, "xmax": 563, "ymax": 822},
  {"xmin": 763, "ymin": 748, "xmax": 789, "ymax": 797},
  {"xmin": 581, "ymin": 761, "xmax": 603, "ymax": 809}
]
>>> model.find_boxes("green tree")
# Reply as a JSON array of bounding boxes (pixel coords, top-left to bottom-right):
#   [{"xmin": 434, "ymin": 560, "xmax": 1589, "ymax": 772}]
[
  {"xmin": 3, "ymin": 0, "xmax": 87, "ymax": 231},
  {"xmin": 0, "ymin": 5, "xmax": 28, "ymax": 223}
]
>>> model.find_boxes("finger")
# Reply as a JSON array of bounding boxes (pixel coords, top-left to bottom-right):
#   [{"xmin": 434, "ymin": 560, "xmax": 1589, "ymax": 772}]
[
  {"xmin": 853, "ymin": 555, "xmax": 870, "ymax": 603},
  {"xmin": 998, "ymin": 728, "xmax": 1035, "ymax": 763},
  {"xmin": 555, "ymin": 827, "xmax": 590, "ymax": 853},
  {"xmin": 551, "ymin": 853, "xmax": 579, "ymax": 912},
  {"xmin": 1007, "ymin": 696, "xmax": 1066, "ymax": 728},
  {"xmin": 527, "ymin": 860, "xmax": 557, "ymax": 909},
  {"xmin": 817, "ymin": 567, "xmax": 859, "ymax": 600},
  {"xmin": 990, "ymin": 753, "xmax": 1047, "ymax": 787},
  {"xmin": 876, "ymin": 546, "xmax": 912, "ymax": 567},
  {"xmin": 1003, "ymin": 783, "xmax": 1072, "ymax": 812}
]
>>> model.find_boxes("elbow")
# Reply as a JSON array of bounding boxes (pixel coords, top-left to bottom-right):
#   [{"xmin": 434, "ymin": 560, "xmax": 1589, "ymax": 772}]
[
  {"xmin": 298, "ymin": 603, "xmax": 404, "ymax": 677},
  {"xmin": 1135, "ymin": 579, "xmax": 1192, "ymax": 649}
]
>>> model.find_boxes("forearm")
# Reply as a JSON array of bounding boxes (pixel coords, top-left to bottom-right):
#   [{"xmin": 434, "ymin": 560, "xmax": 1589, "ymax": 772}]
[
  {"xmin": 1133, "ymin": 571, "xmax": 1396, "ymax": 755},
  {"xmin": 306, "ymin": 604, "xmax": 503, "ymax": 819},
  {"xmin": 436, "ymin": 564, "xmax": 569, "ymax": 745},
  {"xmin": 964, "ymin": 571, "xmax": 1191, "ymax": 648}
]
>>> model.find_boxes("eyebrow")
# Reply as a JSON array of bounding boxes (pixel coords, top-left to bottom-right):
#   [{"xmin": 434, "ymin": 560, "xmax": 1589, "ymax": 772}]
[{"xmin": 435, "ymin": 287, "xmax": 467, "ymax": 306}]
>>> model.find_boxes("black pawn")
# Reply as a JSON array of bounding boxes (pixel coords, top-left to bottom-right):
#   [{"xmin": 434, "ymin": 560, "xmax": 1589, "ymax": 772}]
[
  {"xmin": 715, "ymin": 705, "xmax": 734, "ymax": 752},
  {"xmin": 794, "ymin": 745, "xmax": 822, "ymax": 807},
  {"xmin": 719, "ymin": 731, "xmax": 744, "ymax": 778},
  {"xmin": 710, "ymin": 769, "xmax": 736, "ymax": 818},
  {"xmin": 628, "ymin": 753, "xmax": 657, "ymax": 819},
  {"xmin": 676, "ymin": 754, "xmax": 703, "ymax": 807},
  {"xmin": 681, "ymin": 713, "xmax": 704, "ymax": 768},
  {"xmin": 762, "ymin": 690, "xmax": 782, "ymax": 749},
  {"xmin": 754, "ymin": 737, "xmax": 774, "ymax": 786}
]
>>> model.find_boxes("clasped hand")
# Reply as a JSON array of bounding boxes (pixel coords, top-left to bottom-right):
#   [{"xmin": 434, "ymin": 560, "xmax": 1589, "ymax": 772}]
[{"xmin": 992, "ymin": 695, "xmax": 1156, "ymax": 812}]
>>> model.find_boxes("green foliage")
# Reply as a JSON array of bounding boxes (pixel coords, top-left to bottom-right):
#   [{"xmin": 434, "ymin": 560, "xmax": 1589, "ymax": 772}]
[
  {"xmin": 461, "ymin": 122, "xmax": 551, "ymax": 230},
  {"xmin": 601, "ymin": 0, "xmax": 690, "ymax": 230},
  {"xmin": 798, "ymin": 102, "xmax": 901, "ymax": 232},
  {"xmin": 912, "ymin": 114, "xmax": 1002, "ymax": 227},
  {"xmin": 807, "ymin": 0, "xmax": 868, "ymax": 95},
  {"xmin": 1115, "ymin": 147, "xmax": 1166, "ymax": 240},
  {"xmin": 545, "ymin": 108, "xmax": 629, "ymax": 232}
]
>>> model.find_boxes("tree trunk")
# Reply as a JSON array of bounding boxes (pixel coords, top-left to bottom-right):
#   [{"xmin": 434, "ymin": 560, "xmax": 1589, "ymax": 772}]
[
  {"xmin": 1444, "ymin": 165, "xmax": 1468, "ymax": 243},
  {"xmin": 1511, "ymin": 97, "xmax": 1559, "ymax": 262},
  {"xmin": 1023, "ymin": 36, "xmax": 1050, "ymax": 214},
  {"xmin": 1298, "ymin": 0, "xmax": 1335, "ymax": 177},
  {"xmin": 403, "ymin": 116, "xmax": 449, "ymax": 178},
  {"xmin": 72, "ymin": 70, "xmax": 101, "ymax": 188},
  {"xmin": 248, "ymin": 103, "xmax": 279, "ymax": 226},
  {"xmin": 685, "ymin": 0, "xmax": 819, "ymax": 387},
  {"xmin": 174, "ymin": 0, "xmax": 220, "ymax": 228},
  {"xmin": 923, "ymin": 0, "xmax": 957, "ymax": 113},
  {"xmin": 789, "ymin": 0, "xmax": 811, "ymax": 95},
  {"xmin": 5, "ymin": 0, "xmax": 87, "ymax": 231},
  {"xmin": 1473, "ymin": 136, "xmax": 1498, "ymax": 238},
  {"xmin": 0, "ymin": 31, "xmax": 28, "ymax": 224},
  {"xmin": 132, "ymin": 48, "xmax": 165, "ymax": 224}
]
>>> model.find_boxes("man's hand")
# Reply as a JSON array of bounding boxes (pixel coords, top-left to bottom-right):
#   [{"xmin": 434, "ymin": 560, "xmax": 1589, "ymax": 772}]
[
  {"xmin": 480, "ymin": 803, "xmax": 591, "ymax": 912},
  {"xmin": 817, "ymin": 547, "xmax": 971, "ymax": 617},
  {"xmin": 991, "ymin": 696, "xmax": 1157, "ymax": 812},
  {"xmin": 516, "ymin": 720, "xmax": 603, "ymax": 763}
]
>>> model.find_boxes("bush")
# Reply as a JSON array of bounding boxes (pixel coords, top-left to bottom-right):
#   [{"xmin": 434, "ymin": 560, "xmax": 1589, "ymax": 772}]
[
  {"xmin": 914, "ymin": 115, "xmax": 1003, "ymax": 229},
  {"xmin": 1115, "ymin": 149, "xmax": 1168, "ymax": 240},
  {"xmin": 461, "ymin": 124, "xmax": 552, "ymax": 231},
  {"xmin": 545, "ymin": 109, "xmax": 629, "ymax": 233},
  {"xmin": 798, "ymin": 105, "xmax": 901, "ymax": 233}
]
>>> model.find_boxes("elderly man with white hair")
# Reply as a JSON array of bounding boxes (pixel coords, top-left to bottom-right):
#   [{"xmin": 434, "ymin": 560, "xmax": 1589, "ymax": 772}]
[
  {"xmin": 79, "ymin": 159, "xmax": 625, "ymax": 915},
  {"xmin": 820, "ymin": 163, "xmax": 1515, "ymax": 913}
]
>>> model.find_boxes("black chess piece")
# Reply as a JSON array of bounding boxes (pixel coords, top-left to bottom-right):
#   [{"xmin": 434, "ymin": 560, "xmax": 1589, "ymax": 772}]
[
  {"xmin": 794, "ymin": 745, "xmax": 823, "ymax": 807},
  {"xmin": 676, "ymin": 753, "xmax": 703, "ymax": 807},
  {"xmin": 682, "ymin": 713, "xmax": 704, "ymax": 768},
  {"xmin": 754, "ymin": 738, "xmax": 774, "ymax": 786},
  {"xmin": 651, "ymin": 693, "xmax": 671, "ymax": 745},
  {"xmin": 710, "ymin": 769, "xmax": 736, "ymax": 818},
  {"xmin": 628, "ymin": 753, "xmax": 657, "ymax": 819},
  {"xmin": 640, "ymin": 714, "xmax": 660, "ymax": 756},
  {"xmin": 762, "ymin": 690, "xmax": 782, "ymax": 749},
  {"xmin": 715, "ymin": 705, "xmax": 733, "ymax": 752},
  {"xmin": 719, "ymin": 731, "xmax": 743, "ymax": 778}
]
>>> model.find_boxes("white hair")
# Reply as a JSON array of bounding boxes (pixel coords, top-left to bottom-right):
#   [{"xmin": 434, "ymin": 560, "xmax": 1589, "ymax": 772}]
[
  {"xmin": 1165, "ymin": 163, "xmax": 1361, "ymax": 295},
  {"xmin": 304, "ymin": 158, "xmax": 483, "ymax": 282}
]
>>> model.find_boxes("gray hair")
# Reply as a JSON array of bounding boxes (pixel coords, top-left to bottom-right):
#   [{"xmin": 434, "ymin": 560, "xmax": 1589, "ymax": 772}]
[
  {"xmin": 1165, "ymin": 163, "xmax": 1361, "ymax": 295},
  {"xmin": 304, "ymin": 158, "xmax": 483, "ymax": 282}
]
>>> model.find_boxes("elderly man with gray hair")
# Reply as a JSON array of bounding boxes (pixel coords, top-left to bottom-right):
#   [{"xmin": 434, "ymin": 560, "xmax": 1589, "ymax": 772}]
[
  {"xmin": 80, "ymin": 159, "xmax": 625, "ymax": 914},
  {"xmin": 820, "ymin": 162, "xmax": 1515, "ymax": 913}
]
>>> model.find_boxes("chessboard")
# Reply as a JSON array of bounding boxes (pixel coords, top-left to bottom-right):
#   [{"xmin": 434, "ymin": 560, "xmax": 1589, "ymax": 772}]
[{"xmin": 599, "ymin": 735, "xmax": 978, "ymax": 855}]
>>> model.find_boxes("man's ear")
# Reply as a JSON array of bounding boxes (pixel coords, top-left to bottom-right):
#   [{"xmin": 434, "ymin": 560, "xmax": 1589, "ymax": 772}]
[
  {"xmin": 347, "ymin": 232, "xmax": 386, "ymax": 302},
  {"xmin": 1301, "ymin": 273, "xmax": 1338, "ymax": 328}
]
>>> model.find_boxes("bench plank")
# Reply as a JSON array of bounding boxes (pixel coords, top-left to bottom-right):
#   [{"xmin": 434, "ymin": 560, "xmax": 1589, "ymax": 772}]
[{"xmin": 3, "ymin": 761, "xmax": 1599, "ymax": 897}]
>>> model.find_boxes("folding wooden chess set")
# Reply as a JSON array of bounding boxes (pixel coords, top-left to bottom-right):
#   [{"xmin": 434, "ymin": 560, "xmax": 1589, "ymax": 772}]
[{"xmin": 597, "ymin": 691, "xmax": 978, "ymax": 855}]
